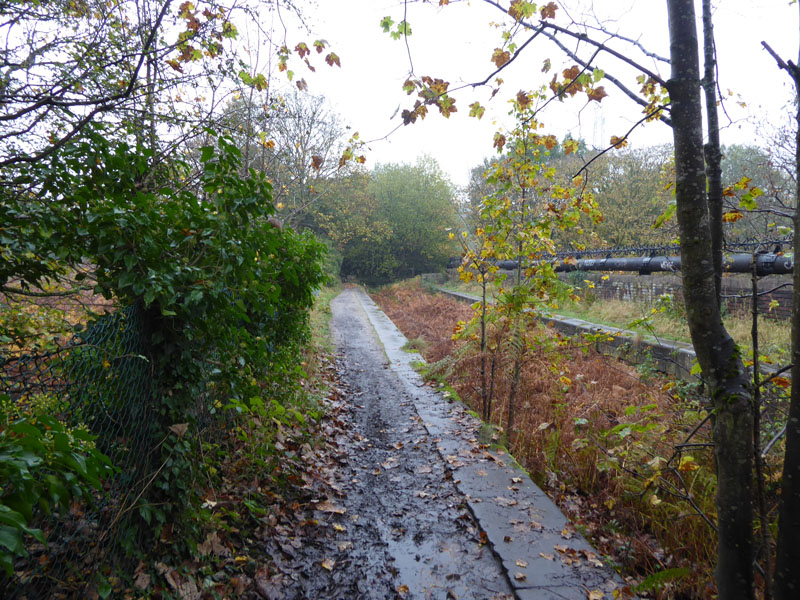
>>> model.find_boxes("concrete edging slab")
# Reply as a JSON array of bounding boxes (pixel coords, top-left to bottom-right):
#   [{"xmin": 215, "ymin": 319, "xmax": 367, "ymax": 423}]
[{"xmin": 353, "ymin": 288, "xmax": 626, "ymax": 600}]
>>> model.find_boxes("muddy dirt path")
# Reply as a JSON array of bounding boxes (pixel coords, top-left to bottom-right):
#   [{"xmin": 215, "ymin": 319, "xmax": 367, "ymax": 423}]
[
  {"xmin": 318, "ymin": 288, "xmax": 514, "ymax": 599},
  {"xmin": 264, "ymin": 288, "xmax": 621, "ymax": 599}
]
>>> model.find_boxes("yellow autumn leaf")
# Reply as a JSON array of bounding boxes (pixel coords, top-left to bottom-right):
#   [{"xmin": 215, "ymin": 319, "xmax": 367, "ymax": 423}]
[{"xmin": 610, "ymin": 135, "xmax": 628, "ymax": 149}]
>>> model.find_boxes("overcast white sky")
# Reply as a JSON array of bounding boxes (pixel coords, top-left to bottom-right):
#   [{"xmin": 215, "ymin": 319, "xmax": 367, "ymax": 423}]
[{"xmin": 279, "ymin": 0, "xmax": 799, "ymax": 187}]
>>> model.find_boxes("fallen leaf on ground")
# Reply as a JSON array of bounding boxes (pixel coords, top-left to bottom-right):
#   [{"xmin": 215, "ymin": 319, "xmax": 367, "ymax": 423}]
[
  {"xmin": 493, "ymin": 496, "xmax": 518, "ymax": 507},
  {"xmin": 321, "ymin": 558, "xmax": 335, "ymax": 570},
  {"xmin": 516, "ymin": 559, "xmax": 528, "ymax": 568},
  {"xmin": 316, "ymin": 501, "xmax": 346, "ymax": 514},
  {"xmin": 155, "ymin": 562, "xmax": 181, "ymax": 590},
  {"xmin": 587, "ymin": 590, "xmax": 604, "ymax": 600},
  {"xmin": 514, "ymin": 572, "xmax": 527, "ymax": 581},
  {"xmin": 539, "ymin": 552, "xmax": 555, "ymax": 560},
  {"xmin": 254, "ymin": 571, "xmax": 282, "ymax": 600},
  {"xmin": 177, "ymin": 578, "xmax": 200, "ymax": 600},
  {"xmin": 132, "ymin": 573, "xmax": 151, "ymax": 591},
  {"xmin": 197, "ymin": 531, "xmax": 229, "ymax": 557}
]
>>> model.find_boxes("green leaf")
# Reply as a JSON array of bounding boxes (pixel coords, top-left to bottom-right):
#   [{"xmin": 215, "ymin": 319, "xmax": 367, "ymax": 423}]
[
  {"xmin": 200, "ymin": 146, "xmax": 215, "ymax": 163},
  {"xmin": 0, "ymin": 506, "xmax": 28, "ymax": 530},
  {"xmin": 739, "ymin": 189, "xmax": 762, "ymax": 210},
  {"xmin": 97, "ymin": 577, "xmax": 112, "ymax": 599},
  {"xmin": 653, "ymin": 201, "xmax": 676, "ymax": 229},
  {"xmin": 0, "ymin": 551, "xmax": 13, "ymax": 576},
  {"xmin": 0, "ymin": 525, "xmax": 25, "ymax": 555}
]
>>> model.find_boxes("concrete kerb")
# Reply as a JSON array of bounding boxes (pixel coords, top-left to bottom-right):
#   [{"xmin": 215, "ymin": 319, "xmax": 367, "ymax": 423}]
[{"xmin": 352, "ymin": 288, "xmax": 627, "ymax": 600}]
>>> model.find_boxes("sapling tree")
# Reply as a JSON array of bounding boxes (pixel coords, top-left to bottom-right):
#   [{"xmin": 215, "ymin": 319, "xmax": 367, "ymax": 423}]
[
  {"xmin": 452, "ymin": 206, "xmax": 499, "ymax": 421},
  {"xmin": 466, "ymin": 93, "xmax": 598, "ymax": 439}
]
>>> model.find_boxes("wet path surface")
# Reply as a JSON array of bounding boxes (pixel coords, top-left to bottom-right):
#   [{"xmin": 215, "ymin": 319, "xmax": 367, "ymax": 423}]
[
  {"xmin": 323, "ymin": 288, "xmax": 514, "ymax": 600},
  {"xmin": 267, "ymin": 288, "xmax": 623, "ymax": 599}
]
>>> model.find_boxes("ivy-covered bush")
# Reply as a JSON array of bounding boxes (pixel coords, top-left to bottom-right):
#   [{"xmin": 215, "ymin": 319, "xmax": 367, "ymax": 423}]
[{"xmin": 1, "ymin": 128, "xmax": 325, "ymax": 571}]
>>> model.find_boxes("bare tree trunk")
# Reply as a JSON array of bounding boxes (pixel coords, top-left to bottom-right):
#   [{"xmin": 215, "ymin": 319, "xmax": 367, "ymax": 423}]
[
  {"xmin": 702, "ymin": 0, "xmax": 724, "ymax": 305},
  {"xmin": 666, "ymin": 2, "xmax": 754, "ymax": 598},
  {"xmin": 774, "ymin": 8, "xmax": 800, "ymax": 595}
]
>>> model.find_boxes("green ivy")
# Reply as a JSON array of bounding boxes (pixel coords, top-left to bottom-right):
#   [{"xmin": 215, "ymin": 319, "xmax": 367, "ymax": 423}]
[
  {"xmin": 2, "ymin": 127, "xmax": 325, "ymax": 569},
  {"xmin": 0, "ymin": 392, "xmax": 116, "ymax": 575}
]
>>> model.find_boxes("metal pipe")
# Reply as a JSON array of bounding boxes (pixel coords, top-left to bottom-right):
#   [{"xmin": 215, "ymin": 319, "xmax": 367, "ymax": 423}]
[{"xmin": 451, "ymin": 253, "xmax": 794, "ymax": 276}]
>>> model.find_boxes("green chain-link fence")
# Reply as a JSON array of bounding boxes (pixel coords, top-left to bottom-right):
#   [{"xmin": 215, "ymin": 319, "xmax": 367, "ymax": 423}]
[{"xmin": 1, "ymin": 304, "xmax": 156, "ymax": 598}]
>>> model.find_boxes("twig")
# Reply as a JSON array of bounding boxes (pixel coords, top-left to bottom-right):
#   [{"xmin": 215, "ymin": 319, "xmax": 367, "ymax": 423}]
[
  {"xmin": 759, "ymin": 364, "xmax": 792, "ymax": 388},
  {"xmin": 1, "ymin": 284, "xmax": 92, "ymax": 297},
  {"xmin": 720, "ymin": 282, "xmax": 793, "ymax": 299},
  {"xmin": 762, "ymin": 425, "xmax": 787, "ymax": 458},
  {"xmin": 403, "ymin": 0, "xmax": 415, "ymax": 76},
  {"xmin": 572, "ymin": 104, "xmax": 670, "ymax": 179}
]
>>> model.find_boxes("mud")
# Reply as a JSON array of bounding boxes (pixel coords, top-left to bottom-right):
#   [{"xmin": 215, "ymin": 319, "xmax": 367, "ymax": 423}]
[
  {"xmin": 262, "ymin": 288, "xmax": 622, "ymax": 600},
  {"xmin": 331, "ymin": 288, "xmax": 513, "ymax": 598}
]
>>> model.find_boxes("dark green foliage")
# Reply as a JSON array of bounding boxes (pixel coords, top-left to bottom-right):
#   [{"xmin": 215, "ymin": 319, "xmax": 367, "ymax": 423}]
[
  {"xmin": 0, "ymin": 394, "xmax": 116, "ymax": 576},
  {"xmin": 1, "ymin": 128, "xmax": 325, "ymax": 588},
  {"xmin": 309, "ymin": 159, "xmax": 459, "ymax": 283},
  {"xmin": 369, "ymin": 158, "xmax": 459, "ymax": 279}
]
